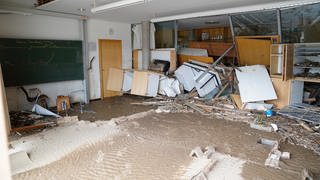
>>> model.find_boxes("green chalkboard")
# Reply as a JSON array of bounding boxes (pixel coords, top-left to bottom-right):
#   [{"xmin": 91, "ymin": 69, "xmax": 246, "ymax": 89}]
[{"xmin": 0, "ymin": 38, "xmax": 83, "ymax": 87}]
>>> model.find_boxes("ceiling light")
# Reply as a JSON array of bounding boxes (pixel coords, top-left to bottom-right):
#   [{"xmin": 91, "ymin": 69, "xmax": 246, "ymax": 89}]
[
  {"xmin": 91, "ymin": 0, "xmax": 151, "ymax": 13},
  {"xmin": 0, "ymin": 10, "xmax": 32, "ymax": 16},
  {"xmin": 78, "ymin": 8, "xmax": 86, "ymax": 12}
]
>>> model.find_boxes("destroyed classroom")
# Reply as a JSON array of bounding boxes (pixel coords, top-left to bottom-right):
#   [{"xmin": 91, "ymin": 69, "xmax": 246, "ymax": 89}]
[{"xmin": 0, "ymin": 0, "xmax": 320, "ymax": 180}]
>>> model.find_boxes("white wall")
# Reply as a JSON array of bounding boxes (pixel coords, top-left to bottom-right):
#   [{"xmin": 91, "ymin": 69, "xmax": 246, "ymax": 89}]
[
  {"xmin": 87, "ymin": 19, "xmax": 132, "ymax": 99},
  {"xmin": 0, "ymin": 14, "xmax": 132, "ymax": 110},
  {"xmin": 0, "ymin": 14, "xmax": 81, "ymax": 40}
]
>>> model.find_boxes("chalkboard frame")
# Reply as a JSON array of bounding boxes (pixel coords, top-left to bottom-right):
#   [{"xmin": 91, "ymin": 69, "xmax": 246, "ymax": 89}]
[{"xmin": 0, "ymin": 38, "xmax": 84, "ymax": 87}]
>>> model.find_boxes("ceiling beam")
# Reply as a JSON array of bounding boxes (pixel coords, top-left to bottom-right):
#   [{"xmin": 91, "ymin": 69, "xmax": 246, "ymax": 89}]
[{"xmin": 0, "ymin": 5, "xmax": 86, "ymax": 19}]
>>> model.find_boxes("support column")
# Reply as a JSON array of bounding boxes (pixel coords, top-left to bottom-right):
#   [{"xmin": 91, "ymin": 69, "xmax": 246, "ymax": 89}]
[
  {"xmin": 142, "ymin": 21, "xmax": 150, "ymax": 70},
  {"xmin": 0, "ymin": 65, "xmax": 12, "ymax": 180},
  {"xmin": 277, "ymin": 9, "xmax": 282, "ymax": 43},
  {"xmin": 81, "ymin": 18, "xmax": 90, "ymax": 104}
]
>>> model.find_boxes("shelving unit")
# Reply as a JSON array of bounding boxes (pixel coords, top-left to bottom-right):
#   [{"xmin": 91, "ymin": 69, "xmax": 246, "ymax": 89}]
[
  {"xmin": 293, "ymin": 43, "xmax": 320, "ymax": 82},
  {"xmin": 269, "ymin": 44, "xmax": 293, "ymax": 81}
]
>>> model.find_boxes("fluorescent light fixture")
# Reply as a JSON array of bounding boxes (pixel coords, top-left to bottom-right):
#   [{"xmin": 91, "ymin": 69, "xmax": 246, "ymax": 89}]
[
  {"xmin": 91, "ymin": 0, "xmax": 149, "ymax": 13},
  {"xmin": 151, "ymin": 0, "xmax": 320, "ymax": 22},
  {"xmin": 0, "ymin": 9, "xmax": 32, "ymax": 16}
]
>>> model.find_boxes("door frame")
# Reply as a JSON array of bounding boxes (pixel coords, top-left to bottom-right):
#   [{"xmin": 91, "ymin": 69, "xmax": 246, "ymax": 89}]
[{"xmin": 98, "ymin": 39, "xmax": 122, "ymax": 99}]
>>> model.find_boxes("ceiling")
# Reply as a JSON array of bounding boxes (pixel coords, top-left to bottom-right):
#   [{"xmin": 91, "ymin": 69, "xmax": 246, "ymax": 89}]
[{"xmin": 0, "ymin": 0, "xmax": 300, "ymax": 23}]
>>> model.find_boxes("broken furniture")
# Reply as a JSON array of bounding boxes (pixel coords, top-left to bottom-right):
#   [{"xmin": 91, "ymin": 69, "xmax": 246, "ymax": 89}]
[
  {"xmin": 131, "ymin": 71, "xmax": 160, "ymax": 97},
  {"xmin": 133, "ymin": 49, "xmax": 177, "ymax": 73},
  {"xmin": 149, "ymin": 59, "xmax": 170, "ymax": 73},
  {"xmin": 266, "ymin": 78, "xmax": 304, "ymax": 109},
  {"xmin": 278, "ymin": 103, "xmax": 320, "ymax": 125},
  {"xmin": 235, "ymin": 65, "xmax": 277, "ymax": 103},
  {"xmin": 178, "ymin": 54, "xmax": 214, "ymax": 65},
  {"xmin": 236, "ymin": 36, "xmax": 280, "ymax": 66},
  {"xmin": 106, "ymin": 68, "xmax": 133, "ymax": 93},
  {"xmin": 175, "ymin": 62, "xmax": 221, "ymax": 97}
]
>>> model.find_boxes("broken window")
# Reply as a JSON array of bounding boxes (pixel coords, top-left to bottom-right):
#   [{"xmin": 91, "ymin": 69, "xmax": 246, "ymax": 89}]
[
  {"xmin": 231, "ymin": 10, "xmax": 278, "ymax": 36},
  {"xmin": 281, "ymin": 3, "xmax": 320, "ymax": 43}
]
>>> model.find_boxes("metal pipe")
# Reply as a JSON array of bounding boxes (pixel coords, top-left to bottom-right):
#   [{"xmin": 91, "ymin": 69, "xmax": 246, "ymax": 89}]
[
  {"xmin": 213, "ymin": 44, "xmax": 235, "ymax": 66},
  {"xmin": 277, "ymin": 9, "xmax": 282, "ymax": 43},
  {"xmin": 81, "ymin": 19, "xmax": 90, "ymax": 104}
]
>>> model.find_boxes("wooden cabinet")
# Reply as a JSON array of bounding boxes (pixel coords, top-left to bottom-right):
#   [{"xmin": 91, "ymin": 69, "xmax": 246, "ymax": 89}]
[
  {"xmin": 189, "ymin": 41, "xmax": 236, "ymax": 57},
  {"xmin": 267, "ymin": 78, "xmax": 304, "ymax": 109},
  {"xmin": 269, "ymin": 44, "xmax": 293, "ymax": 81},
  {"xmin": 194, "ymin": 27, "xmax": 232, "ymax": 42}
]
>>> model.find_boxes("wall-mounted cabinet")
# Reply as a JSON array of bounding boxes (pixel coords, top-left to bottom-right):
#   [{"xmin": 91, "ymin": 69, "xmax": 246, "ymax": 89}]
[{"xmin": 293, "ymin": 43, "xmax": 320, "ymax": 83}]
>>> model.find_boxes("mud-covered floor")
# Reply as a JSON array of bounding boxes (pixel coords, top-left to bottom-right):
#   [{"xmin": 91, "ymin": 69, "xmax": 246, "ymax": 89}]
[
  {"xmin": 13, "ymin": 96, "xmax": 320, "ymax": 180},
  {"xmin": 69, "ymin": 95, "xmax": 154, "ymax": 121}
]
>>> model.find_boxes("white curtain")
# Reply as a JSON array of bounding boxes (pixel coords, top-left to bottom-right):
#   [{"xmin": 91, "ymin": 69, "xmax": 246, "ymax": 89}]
[{"xmin": 132, "ymin": 24, "xmax": 142, "ymax": 50}]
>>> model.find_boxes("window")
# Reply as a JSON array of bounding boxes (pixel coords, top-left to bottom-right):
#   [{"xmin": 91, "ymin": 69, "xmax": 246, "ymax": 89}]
[
  {"xmin": 231, "ymin": 10, "xmax": 278, "ymax": 36},
  {"xmin": 154, "ymin": 21, "xmax": 175, "ymax": 48},
  {"xmin": 281, "ymin": 3, "xmax": 320, "ymax": 43}
]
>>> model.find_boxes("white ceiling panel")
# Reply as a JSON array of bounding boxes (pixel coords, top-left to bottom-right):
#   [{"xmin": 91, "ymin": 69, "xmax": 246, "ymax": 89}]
[{"xmin": 0, "ymin": 0, "xmax": 307, "ymax": 23}]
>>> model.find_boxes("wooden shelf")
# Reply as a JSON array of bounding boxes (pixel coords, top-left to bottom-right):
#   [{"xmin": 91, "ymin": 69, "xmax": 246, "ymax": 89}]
[
  {"xmin": 294, "ymin": 77, "xmax": 320, "ymax": 83},
  {"xmin": 270, "ymin": 74, "xmax": 282, "ymax": 79},
  {"xmin": 294, "ymin": 66, "xmax": 320, "ymax": 69}
]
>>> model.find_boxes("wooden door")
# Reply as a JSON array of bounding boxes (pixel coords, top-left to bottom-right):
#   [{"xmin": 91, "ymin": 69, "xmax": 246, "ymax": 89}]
[{"xmin": 99, "ymin": 39, "xmax": 122, "ymax": 99}]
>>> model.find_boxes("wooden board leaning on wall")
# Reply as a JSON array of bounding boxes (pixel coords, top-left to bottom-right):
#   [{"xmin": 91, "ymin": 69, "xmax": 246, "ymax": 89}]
[{"xmin": 236, "ymin": 35, "xmax": 280, "ymax": 66}]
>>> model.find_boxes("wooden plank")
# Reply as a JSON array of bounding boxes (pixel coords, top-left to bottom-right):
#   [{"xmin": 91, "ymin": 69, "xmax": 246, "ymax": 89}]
[
  {"xmin": 99, "ymin": 39, "xmax": 122, "ymax": 98},
  {"xmin": 284, "ymin": 44, "xmax": 294, "ymax": 81},
  {"xmin": 131, "ymin": 71, "xmax": 149, "ymax": 96},
  {"xmin": 266, "ymin": 78, "xmax": 291, "ymax": 109},
  {"xmin": 236, "ymin": 35, "xmax": 280, "ymax": 42},
  {"xmin": 11, "ymin": 122, "xmax": 56, "ymax": 133},
  {"xmin": 106, "ymin": 68, "xmax": 124, "ymax": 92},
  {"xmin": 178, "ymin": 54, "xmax": 214, "ymax": 65},
  {"xmin": 170, "ymin": 50, "xmax": 177, "ymax": 73},
  {"xmin": 133, "ymin": 49, "xmax": 139, "ymax": 70},
  {"xmin": 230, "ymin": 94, "xmax": 243, "ymax": 109}
]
